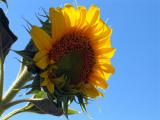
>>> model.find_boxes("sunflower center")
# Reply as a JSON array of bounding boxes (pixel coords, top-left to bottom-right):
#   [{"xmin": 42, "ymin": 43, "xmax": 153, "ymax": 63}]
[{"xmin": 48, "ymin": 31, "xmax": 96, "ymax": 84}]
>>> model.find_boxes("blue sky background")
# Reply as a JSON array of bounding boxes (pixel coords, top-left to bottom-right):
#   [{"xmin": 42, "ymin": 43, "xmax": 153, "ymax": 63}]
[{"xmin": 0, "ymin": 0, "xmax": 159, "ymax": 120}]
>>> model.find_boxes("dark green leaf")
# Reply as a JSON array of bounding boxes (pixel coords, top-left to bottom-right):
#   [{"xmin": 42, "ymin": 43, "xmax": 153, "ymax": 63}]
[
  {"xmin": 24, "ymin": 105, "xmax": 45, "ymax": 114},
  {"xmin": 26, "ymin": 89, "xmax": 41, "ymax": 95},
  {"xmin": 21, "ymin": 84, "xmax": 33, "ymax": 89},
  {"xmin": 77, "ymin": 95, "xmax": 87, "ymax": 112},
  {"xmin": 13, "ymin": 50, "xmax": 34, "ymax": 62},
  {"xmin": 28, "ymin": 99, "xmax": 63, "ymax": 116},
  {"xmin": 63, "ymin": 97, "xmax": 69, "ymax": 118},
  {"xmin": 25, "ymin": 40, "xmax": 37, "ymax": 52},
  {"xmin": 14, "ymin": 50, "xmax": 40, "ymax": 74},
  {"xmin": 67, "ymin": 108, "xmax": 79, "ymax": 115},
  {"xmin": 20, "ymin": 103, "xmax": 78, "ymax": 117},
  {"xmin": 26, "ymin": 76, "xmax": 41, "ymax": 95},
  {"xmin": 0, "ymin": 8, "xmax": 17, "ymax": 62}
]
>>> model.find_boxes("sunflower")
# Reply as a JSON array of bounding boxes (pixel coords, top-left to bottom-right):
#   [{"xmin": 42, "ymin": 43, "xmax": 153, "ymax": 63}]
[{"xmin": 30, "ymin": 4, "xmax": 115, "ymax": 98}]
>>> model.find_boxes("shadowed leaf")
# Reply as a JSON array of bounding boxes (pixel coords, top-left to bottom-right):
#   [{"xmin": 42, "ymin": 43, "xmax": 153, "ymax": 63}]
[
  {"xmin": 21, "ymin": 99, "xmax": 78, "ymax": 117},
  {"xmin": 0, "ymin": 8, "xmax": 17, "ymax": 62},
  {"xmin": 31, "ymin": 99, "xmax": 63, "ymax": 116},
  {"xmin": 23, "ymin": 99, "xmax": 63, "ymax": 116}
]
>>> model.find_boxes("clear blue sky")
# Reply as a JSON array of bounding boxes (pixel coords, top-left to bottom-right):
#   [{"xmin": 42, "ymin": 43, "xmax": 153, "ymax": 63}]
[{"xmin": 0, "ymin": 0, "xmax": 159, "ymax": 120}]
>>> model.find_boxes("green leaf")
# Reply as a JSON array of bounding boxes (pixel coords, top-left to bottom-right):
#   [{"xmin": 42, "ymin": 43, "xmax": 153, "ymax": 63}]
[
  {"xmin": 77, "ymin": 95, "xmax": 87, "ymax": 112},
  {"xmin": 0, "ymin": 8, "xmax": 17, "ymax": 102},
  {"xmin": 14, "ymin": 50, "xmax": 40, "ymax": 74},
  {"xmin": 67, "ymin": 108, "xmax": 79, "ymax": 115},
  {"xmin": 25, "ymin": 40, "xmax": 37, "ymax": 52},
  {"xmin": 26, "ymin": 89, "xmax": 41, "ymax": 95},
  {"xmin": 0, "ymin": 8, "xmax": 17, "ymax": 62},
  {"xmin": 25, "ymin": 99, "xmax": 63, "ymax": 116},
  {"xmin": 63, "ymin": 97, "xmax": 69, "ymax": 118},
  {"xmin": 22, "ymin": 76, "xmax": 40, "ymax": 95},
  {"xmin": 35, "ymin": 91, "xmax": 47, "ymax": 98},
  {"xmin": 13, "ymin": 50, "xmax": 34, "ymax": 62}
]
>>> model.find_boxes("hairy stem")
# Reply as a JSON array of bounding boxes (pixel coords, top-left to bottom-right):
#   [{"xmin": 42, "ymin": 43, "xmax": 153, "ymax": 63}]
[
  {"xmin": 0, "ymin": 99, "xmax": 29, "ymax": 111},
  {"xmin": 0, "ymin": 98, "xmax": 42, "ymax": 113},
  {"xmin": 0, "ymin": 98, "xmax": 44, "ymax": 119},
  {"xmin": 2, "ymin": 66, "xmax": 31, "ymax": 104},
  {"xmin": 0, "ymin": 65, "xmax": 31, "ymax": 115},
  {"xmin": 1, "ymin": 107, "xmax": 27, "ymax": 120}
]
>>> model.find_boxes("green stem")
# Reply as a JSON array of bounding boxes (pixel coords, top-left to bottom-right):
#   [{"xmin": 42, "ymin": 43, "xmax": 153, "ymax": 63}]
[
  {"xmin": 0, "ymin": 58, "xmax": 4, "ymax": 102},
  {"xmin": 0, "ymin": 99, "xmax": 29, "ymax": 111},
  {"xmin": 0, "ymin": 98, "xmax": 42, "ymax": 113},
  {"xmin": 0, "ymin": 98, "xmax": 43, "ymax": 119},
  {"xmin": 2, "ymin": 66, "xmax": 31, "ymax": 104},
  {"xmin": 0, "ymin": 65, "xmax": 31, "ymax": 115},
  {"xmin": 1, "ymin": 107, "xmax": 27, "ymax": 120}
]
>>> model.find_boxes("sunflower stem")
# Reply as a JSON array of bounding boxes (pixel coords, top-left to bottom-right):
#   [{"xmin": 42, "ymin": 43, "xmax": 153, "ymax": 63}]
[
  {"xmin": 2, "ymin": 66, "xmax": 31, "ymax": 103},
  {"xmin": 0, "ymin": 65, "xmax": 31, "ymax": 115},
  {"xmin": 1, "ymin": 107, "xmax": 27, "ymax": 120},
  {"xmin": 0, "ymin": 98, "xmax": 49, "ymax": 119},
  {"xmin": 0, "ymin": 99, "xmax": 29, "ymax": 112}
]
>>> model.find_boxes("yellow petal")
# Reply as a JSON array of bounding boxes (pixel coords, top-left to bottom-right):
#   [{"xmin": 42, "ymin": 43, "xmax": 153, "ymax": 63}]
[
  {"xmin": 35, "ymin": 55, "xmax": 49, "ymax": 69},
  {"xmin": 92, "ymin": 69, "xmax": 111, "ymax": 81},
  {"xmin": 103, "ymin": 73, "xmax": 111, "ymax": 80},
  {"xmin": 40, "ymin": 71, "xmax": 49, "ymax": 78},
  {"xmin": 86, "ymin": 5, "xmax": 100, "ymax": 26},
  {"xmin": 47, "ymin": 81, "xmax": 54, "ymax": 93},
  {"xmin": 81, "ymin": 84, "xmax": 103, "ymax": 98},
  {"xmin": 92, "ymin": 27, "xmax": 112, "ymax": 41},
  {"xmin": 33, "ymin": 51, "xmax": 48, "ymax": 62},
  {"xmin": 50, "ymin": 8, "xmax": 67, "ymax": 40},
  {"xmin": 92, "ymin": 19, "xmax": 104, "ymax": 33},
  {"xmin": 99, "ymin": 64, "xmax": 115, "ymax": 74},
  {"xmin": 63, "ymin": 4, "xmax": 76, "ymax": 27},
  {"xmin": 41, "ymin": 79, "xmax": 49, "ymax": 86},
  {"xmin": 76, "ymin": 6, "xmax": 87, "ymax": 28},
  {"xmin": 96, "ymin": 48, "xmax": 116, "ymax": 58},
  {"xmin": 30, "ymin": 26, "xmax": 53, "ymax": 51},
  {"xmin": 91, "ymin": 37, "xmax": 111, "ymax": 49},
  {"xmin": 89, "ymin": 75, "xmax": 108, "ymax": 89}
]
